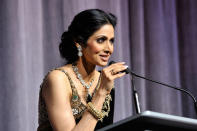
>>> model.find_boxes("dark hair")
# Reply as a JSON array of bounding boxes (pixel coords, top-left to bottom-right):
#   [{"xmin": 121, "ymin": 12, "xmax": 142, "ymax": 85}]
[{"xmin": 59, "ymin": 9, "xmax": 117, "ymax": 64}]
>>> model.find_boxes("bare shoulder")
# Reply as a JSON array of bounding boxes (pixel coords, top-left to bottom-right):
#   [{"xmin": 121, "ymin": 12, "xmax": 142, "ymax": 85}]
[
  {"xmin": 45, "ymin": 69, "xmax": 69, "ymax": 86},
  {"xmin": 44, "ymin": 64, "xmax": 72, "ymax": 87},
  {"xmin": 42, "ymin": 66, "xmax": 72, "ymax": 100}
]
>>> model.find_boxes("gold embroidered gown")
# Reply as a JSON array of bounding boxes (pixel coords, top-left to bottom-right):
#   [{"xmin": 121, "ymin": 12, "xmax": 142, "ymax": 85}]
[{"xmin": 37, "ymin": 69, "xmax": 114, "ymax": 131}]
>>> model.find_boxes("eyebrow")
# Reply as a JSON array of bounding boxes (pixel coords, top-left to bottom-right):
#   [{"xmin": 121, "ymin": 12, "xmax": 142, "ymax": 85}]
[{"xmin": 95, "ymin": 35, "xmax": 114, "ymax": 39}]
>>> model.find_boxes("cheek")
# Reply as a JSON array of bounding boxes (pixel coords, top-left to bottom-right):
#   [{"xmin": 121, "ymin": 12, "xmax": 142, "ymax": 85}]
[
  {"xmin": 111, "ymin": 45, "xmax": 114, "ymax": 53},
  {"xmin": 88, "ymin": 43, "xmax": 102, "ymax": 53}
]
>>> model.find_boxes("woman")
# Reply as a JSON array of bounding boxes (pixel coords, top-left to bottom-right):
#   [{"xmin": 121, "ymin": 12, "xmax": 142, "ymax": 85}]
[{"xmin": 38, "ymin": 9, "xmax": 127, "ymax": 131}]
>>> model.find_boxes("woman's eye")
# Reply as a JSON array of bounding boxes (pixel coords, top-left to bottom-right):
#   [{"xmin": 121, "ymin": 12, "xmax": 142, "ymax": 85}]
[
  {"xmin": 97, "ymin": 37, "xmax": 106, "ymax": 43},
  {"xmin": 110, "ymin": 38, "xmax": 115, "ymax": 44}
]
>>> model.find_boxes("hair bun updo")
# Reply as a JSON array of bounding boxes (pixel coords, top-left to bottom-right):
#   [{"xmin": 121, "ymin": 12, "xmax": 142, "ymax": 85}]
[{"xmin": 59, "ymin": 31, "xmax": 78, "ymax": 64}]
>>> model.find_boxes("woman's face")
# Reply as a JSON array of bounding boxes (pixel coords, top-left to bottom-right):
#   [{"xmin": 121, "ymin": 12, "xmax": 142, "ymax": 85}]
[{"xmin": 82, "ymin": 24, "xmax": 115, "ymax": 67}]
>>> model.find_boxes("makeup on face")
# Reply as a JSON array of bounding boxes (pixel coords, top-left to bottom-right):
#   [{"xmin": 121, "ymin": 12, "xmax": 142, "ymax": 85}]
[{"xmin": 82, "ymin": 24, "xmax": 115, "ymax": 66}]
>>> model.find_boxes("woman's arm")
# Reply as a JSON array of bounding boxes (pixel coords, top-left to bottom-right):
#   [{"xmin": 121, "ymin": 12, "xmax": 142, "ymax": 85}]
[
  {"xmin": 42, "ymin": 70, "xmax": 107, "ymax": 131},
  {"xmin": 42, "ymin": 62, "xmax": 126, "ymax": 131}
]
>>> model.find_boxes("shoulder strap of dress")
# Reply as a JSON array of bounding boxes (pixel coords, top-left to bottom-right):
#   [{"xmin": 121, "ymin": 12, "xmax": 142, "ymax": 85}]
[{"xmin": 53, "ymin": 68, "xmax": 75, "ymax": 88}]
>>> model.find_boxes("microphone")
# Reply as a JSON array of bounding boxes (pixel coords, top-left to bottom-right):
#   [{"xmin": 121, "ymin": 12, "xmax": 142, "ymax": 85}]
[
  {"xmin": 109, "ymin": 61, "xmax": 130, "ymax": 74},
  {"xmin": 109, "ymin": 61, "xmax": 141, "ymax": 114},
  {"xmin": 109, "ymin": 61, "xmax": 197, "ymax": 115}
]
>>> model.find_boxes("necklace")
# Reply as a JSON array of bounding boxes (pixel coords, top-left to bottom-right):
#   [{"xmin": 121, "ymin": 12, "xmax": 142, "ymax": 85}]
[{"xmin": 72, "ymin": 63, "xmax": 94, "ymax": 102}]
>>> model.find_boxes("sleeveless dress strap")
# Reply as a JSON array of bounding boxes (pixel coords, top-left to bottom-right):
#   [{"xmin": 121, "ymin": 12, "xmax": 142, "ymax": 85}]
[{"xmin": 53, "ymin": 68, "xmax": 75, "ymax": 88}]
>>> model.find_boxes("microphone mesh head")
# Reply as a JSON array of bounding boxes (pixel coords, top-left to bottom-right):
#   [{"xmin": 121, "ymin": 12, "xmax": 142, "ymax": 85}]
[
  {"xmin": 109, "ymin": 61, "xmax": 130, "ymax": 74},
  {"xmin": 109, "ymin": 61, "xmax": 115, "ymax": 65}
]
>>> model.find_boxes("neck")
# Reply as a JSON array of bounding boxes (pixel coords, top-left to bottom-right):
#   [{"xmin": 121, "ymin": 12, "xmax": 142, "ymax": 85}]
[{"xmin": 75, "ymin": 57, "xmax": 96, "ymax": 82}]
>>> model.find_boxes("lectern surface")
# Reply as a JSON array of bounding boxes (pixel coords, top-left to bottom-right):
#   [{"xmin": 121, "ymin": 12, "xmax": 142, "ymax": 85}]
[{"xmin": 97, "ymin": 111, "xmax": 197, "ymax": 131}]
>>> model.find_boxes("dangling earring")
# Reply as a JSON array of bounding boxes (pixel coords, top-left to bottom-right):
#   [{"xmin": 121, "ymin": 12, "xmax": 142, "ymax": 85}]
[{"xmin": 77, "ymin": 45, "xmax": 83, "ymax": 57}]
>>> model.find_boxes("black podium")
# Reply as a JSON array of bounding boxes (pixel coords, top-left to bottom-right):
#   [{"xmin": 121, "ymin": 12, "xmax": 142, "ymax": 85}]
[{"xmin": 97, "ymin": 111, "xmax": 197, "ymax": 131}]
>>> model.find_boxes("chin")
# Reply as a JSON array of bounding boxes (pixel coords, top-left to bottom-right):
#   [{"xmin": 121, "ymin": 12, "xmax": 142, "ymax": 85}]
[{"xmin": 97, "ymin": 61, "xmax": 108, "ymax": 67}]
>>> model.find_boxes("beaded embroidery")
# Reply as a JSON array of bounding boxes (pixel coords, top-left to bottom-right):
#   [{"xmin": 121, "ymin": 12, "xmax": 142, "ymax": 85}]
[{"xmin": 38, "ymin": 68, "xmax": 112, "ymax": 129}]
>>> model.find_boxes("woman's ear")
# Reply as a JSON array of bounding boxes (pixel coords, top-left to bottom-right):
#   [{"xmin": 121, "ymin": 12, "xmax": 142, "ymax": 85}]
[
  {"xmin": 75, "ymin": 43, "xmax": 80, "ymax": 48},
  {"xmin": 75, "ymin": 42, "xmax": 85, "ymax": 49},
  {"xmin": 75, "ymin": 43, "xmax": 83, "ymax": 57}
]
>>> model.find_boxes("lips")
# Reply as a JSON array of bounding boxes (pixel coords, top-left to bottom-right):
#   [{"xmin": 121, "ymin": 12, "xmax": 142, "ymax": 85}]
[{"xmin": 99, "ymin": 54, "xmax": 110, "ymax": 62}]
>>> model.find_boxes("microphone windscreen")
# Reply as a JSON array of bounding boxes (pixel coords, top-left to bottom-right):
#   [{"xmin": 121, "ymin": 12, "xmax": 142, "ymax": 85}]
[
  {"xmin": 109, "ymin": 61, "xmax": 130, "ymax": 74},
  {"xmin": 123, "ymin": 68, "xmax": 130, "ymax": 74},
  {"xmin": 109, "ymin": 61, "xmax": 116, "ymax": 65}
]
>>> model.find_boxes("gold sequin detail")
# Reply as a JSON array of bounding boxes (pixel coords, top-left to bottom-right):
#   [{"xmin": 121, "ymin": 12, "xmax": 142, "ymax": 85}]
[{"xmin": 38, "ymin": 68, "xmax": 112, "ymax": 129}]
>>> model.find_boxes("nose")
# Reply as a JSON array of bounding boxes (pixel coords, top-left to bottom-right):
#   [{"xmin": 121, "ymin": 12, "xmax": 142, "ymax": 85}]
[{"xmin": 104, "ymin": 41, "xmax": 113, "ymax": 54}]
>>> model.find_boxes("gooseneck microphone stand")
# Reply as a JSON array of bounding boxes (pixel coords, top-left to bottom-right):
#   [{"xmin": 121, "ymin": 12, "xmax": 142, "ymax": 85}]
[
  {"xmin": 109, "ymin": 61, "xmax": 197, "ymax": 116},
  {"xmin": 108, "ymin": 61, "xmax": 141, "ymax": 114},
  {"xmin": 131, "ymin": 75, "xmax": 141, "ymax": 114},
  {"xmin": 129, "ymin": 70, "xmax": 197, "ymax": 116}
]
